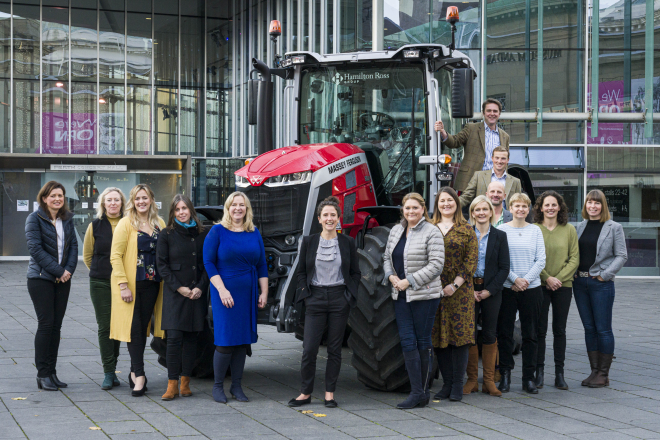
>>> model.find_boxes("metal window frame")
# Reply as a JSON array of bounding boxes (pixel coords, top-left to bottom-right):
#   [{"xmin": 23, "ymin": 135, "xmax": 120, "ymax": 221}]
[
  {"xmin": 151, "ymin": 0, "xmax": 155, "ymax": 155},
  {"xmin": 124, "ymin": 0, "xmax": 128, "ymax": 155},
  {"xmin": 68, "ymin": 0, "xmax": 71, "ymax": 155},
  {"xmin": 231, "ymin": 0, "xmax": 237, "ymax": 157},
  {"xmin": 9, "ymin": 0, "xmax": 13, "ymax": 153},
  {"xmin": 333, "ymin": 0, "xmax": 339, "ymax": 53},
  {"xmin": 177, "ymin": 0, "xmax": 182, "ymax": 156},
  {"xmin": 96, "ymin": 0, "xmax": 100, "ymax": 155},
  {"xmin": 39, "ymin": 0, "xmax": 43, "ymax": 154},
  {"xmin": 203, "ymin": 0, "xmax": 207, "ymax": 158}
]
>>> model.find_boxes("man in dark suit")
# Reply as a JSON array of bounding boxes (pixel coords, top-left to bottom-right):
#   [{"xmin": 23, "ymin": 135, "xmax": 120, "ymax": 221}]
[{"xmin": 435, "ymin": 98, "xmax": 510, "ymax": 192}]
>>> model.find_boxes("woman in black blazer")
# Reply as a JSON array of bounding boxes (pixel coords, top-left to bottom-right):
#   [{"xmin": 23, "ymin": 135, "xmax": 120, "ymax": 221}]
[
  {"xmin": 288, "ymin": 196, "xmax": 360, "ymax": 409},
  {"xmin": 464, "ymin": 195, "xmax": 509, "ymax": 396},
  {"xmin": 156, "ymin": 194, "xmax": 209, "ymax": 401}
]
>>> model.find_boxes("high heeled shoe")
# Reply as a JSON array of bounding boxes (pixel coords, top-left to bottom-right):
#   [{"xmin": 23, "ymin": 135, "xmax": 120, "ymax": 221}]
[
  {"xmin": 37, "ymin": 376, "xmax": 58, "ymax": 391},
  {"xmin": 50, "ymin": 373, "xmax": 67, "ymax": 388},
  {"xmin": 131, "ymin": 376, "xmax": 148, "ymax": 397},
  {"xmin": 128, "ymin": 372, "xmax": 135, "ymax": 389}
]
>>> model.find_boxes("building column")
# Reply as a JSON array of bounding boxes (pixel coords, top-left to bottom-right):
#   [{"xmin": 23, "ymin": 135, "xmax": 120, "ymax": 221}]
[{"xmin": 372, "ymin": 0, "xmax": 383, "ymax": 51}]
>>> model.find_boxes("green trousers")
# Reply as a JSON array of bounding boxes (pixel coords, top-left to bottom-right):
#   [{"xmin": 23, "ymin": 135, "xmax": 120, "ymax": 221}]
[{"xmin": 90, "ymin": 278, "xmax": 121, "ymax": 374}]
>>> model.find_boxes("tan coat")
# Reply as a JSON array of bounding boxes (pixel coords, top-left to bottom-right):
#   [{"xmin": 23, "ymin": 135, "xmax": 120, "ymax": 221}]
[
  {"xmin": 458, "ymin": 170, "xmax": 522, "ymax": 209},
  {"xmin": 109, "ymin": 216, "xmax": 167, "ymax": 342},
  {"xmin": 443, "ymin": 122, "xmax": 510, "ymax": 192}
]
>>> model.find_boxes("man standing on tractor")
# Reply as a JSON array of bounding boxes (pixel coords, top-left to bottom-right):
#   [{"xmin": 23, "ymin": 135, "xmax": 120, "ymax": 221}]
[{"xmin": 434, "ymin": 98, "xmax": 510, "ymax": 193}]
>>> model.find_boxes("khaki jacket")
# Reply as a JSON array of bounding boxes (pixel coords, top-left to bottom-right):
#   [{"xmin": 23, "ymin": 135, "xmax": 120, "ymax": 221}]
[
  {"xmin": 458, "ymin": 170, "xmax": 521, "ymax": 209},
  {"xmin": 443, "ymin": 122, "xmax": 510, "ymax": 192}
]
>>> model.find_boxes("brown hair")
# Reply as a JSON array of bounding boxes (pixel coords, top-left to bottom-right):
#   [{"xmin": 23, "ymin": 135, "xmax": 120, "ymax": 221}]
[
  {"xmin": 432, "ymin": 187, "xmax": 467, "ymax": 226},
  {"xmin": 492, "ymin": 145, "xmax": 509, "ymax": 159},
  {"xmin": 581, "ymin": 189, "xmax": 610, "ymax": 222},
  {"xmin": 166, "ymin": 194, "xmax": 204, "ymax": 233},
  {"xmin": 533, "ymin": 190, "xmax": 568, "ymax": 225},
  {"xmin": 317, "ymin": 196, "xmax": 341, "ymax": 217},
  {"xmin": 37, "ymin": 181, "xmax": 69, "ymax": 220},
  {"xmin": 400, "ymin": 192, "xmax": 432, "ymax": 227},
  {"xmin": 482, "ymin": 98, "xmax": 502, "ymax": 113}
]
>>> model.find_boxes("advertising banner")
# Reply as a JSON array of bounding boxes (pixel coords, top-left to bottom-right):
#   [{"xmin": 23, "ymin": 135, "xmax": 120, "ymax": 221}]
[
  {"xmin": 587, "ymin": 80, "xmax": 626, "ymax": 145},
  {"xmin": 42, "ymin": 112, "xmax": 97, "ymax": 154}
]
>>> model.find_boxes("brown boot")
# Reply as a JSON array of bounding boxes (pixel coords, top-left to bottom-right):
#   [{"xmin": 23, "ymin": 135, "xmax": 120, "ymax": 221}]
[
  {"xmin": 161, "ymin": 379, "xmax": 179, "ymax": 401},
  {"xmin": 588, "ymin": 353, "xmax": 613, "ymax": 388},
  {"xmin": 180, "ymin": 376, "xmax": 192, "ymax": 397},
  {"xmin": 463, "ymin": 345, "xmax": 479, "ymax": 394},
  {"xmin": 481, "ymin": 343, "xmax": 502, "ymax": 397},
  {"xmin": 582, "ymin": 351, "xmax": 600, "ymax": 386}
]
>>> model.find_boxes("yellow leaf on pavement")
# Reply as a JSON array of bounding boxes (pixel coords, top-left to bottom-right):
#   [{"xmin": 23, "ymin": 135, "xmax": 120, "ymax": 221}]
[
  {"xmin": 301, "ymin": 410, "xmax": 313, "ymax": 414},
  {"xmin": 11, "ymin": 397, "xmax": 26, "ymax": 400},
  {"xmin": 89, "ymin": 427, "xmax": 102, "ymax": 430},
  {"xmin": 313, "ymin": 414, "xmax": 327, "ymax": 417}
]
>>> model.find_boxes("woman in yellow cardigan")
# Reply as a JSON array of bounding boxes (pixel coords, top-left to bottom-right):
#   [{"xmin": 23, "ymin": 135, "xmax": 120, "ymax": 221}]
[{"xmin": 110, "ymin": 184, "xmax": 166, "ymax": 397}]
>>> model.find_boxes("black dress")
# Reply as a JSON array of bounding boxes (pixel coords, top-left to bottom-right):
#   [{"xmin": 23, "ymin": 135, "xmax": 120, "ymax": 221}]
[{"xmin": 156, "ymin": 223, "xmax": 210, "ymax": 332}]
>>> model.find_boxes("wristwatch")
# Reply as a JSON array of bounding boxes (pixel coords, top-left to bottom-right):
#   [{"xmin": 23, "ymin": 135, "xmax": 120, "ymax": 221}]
[{"xmin": 452, "ymin": 282, "xmax": 459, "ymax": 291}]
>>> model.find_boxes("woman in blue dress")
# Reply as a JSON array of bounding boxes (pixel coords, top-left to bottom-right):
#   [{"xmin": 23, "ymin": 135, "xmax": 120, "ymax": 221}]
[{"xmin": 203, "ymin": 191, "xmax": 268, "ymax": 403}]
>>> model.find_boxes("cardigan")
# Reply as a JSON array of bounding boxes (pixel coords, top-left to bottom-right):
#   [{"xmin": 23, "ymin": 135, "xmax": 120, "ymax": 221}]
[{"xmin": 536, "ymin": 223, "xmax": 579, "ymax": 288}]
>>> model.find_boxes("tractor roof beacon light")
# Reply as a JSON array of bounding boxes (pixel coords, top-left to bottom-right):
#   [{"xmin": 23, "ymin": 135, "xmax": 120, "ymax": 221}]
[
  {"xmin": 269, "ymin": 20, "xmax": 282, "ymax": 67},
  {"xmin": 446, "ymin": 6, "xmax": 459, "ymax": 53}
]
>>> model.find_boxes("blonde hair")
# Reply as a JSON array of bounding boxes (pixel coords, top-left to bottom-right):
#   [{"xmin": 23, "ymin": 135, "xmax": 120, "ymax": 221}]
[
  {"xmin": 96, "ymin": 187, "xmax": 126, "ymax": 219},
  {"xmin": 218, "ymin": 191, "xmax": 255, "ymax": 232},
  {"xmin": 509, "ymin": 192, "xmax": 532, "ymax": 208},
  {"xmin": 582, "ymin": 189, "xmax": 610, "ymax": 222},
  {"xmin": 400, "ymin": 192, "xmax": 432, "ymax": 227},
  {"xmin": 469, "ymin": 195, "xmax": 496, "ymax": 226},
  {"xmin": 125, "ymin": 184, "xmax": 162, "ymax": 231}
]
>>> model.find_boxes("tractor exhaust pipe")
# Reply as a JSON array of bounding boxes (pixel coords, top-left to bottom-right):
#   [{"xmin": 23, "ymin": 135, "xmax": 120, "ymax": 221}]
[{"xmin": 250, "ymin": 58, "xmax": 274, "ymax": 155}]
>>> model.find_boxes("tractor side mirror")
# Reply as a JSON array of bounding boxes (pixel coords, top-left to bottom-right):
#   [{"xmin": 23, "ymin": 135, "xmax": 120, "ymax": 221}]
[
  {"xmin": 248, "ymin": 78, "xmax": 260, "ymax": 125},
  {"xmin": 451, "ymin": 68, "xmax": 474, "ymax": 118},
  {"xmin": 310, "ymin": 79, "xmax": 324, "ymax": 94}
]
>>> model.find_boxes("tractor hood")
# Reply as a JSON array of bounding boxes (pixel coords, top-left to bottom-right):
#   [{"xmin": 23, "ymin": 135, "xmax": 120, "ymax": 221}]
[{"xmin": 235, "ymin": 143, "xmax": 364, "ymax": 186}]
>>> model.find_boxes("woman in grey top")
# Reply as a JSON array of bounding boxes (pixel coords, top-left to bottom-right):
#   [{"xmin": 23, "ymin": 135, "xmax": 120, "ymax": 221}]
[{"xmin": 289, "ymin": 196, "xmax": 361, "ymax": 409}]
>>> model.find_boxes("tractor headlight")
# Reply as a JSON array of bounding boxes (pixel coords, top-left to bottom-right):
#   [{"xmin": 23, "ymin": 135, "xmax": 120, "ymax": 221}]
[
  {"xmin": 291, "ymin": 55, "xmax": 306, "ymax": 64},
  {"xmin": 284, "ymin": 234, "xmax": 296, "ymax": 246},
  {"xmin": 403, "ymin": 50, "xmax": 420, "ymax": 59},
  {"xmin": 264, "ymin": 171, "xmax": 311, "ymax": 187},
  {"xmin": 235, "ymin": 175, "xmax": 249, "ymax": 187}
]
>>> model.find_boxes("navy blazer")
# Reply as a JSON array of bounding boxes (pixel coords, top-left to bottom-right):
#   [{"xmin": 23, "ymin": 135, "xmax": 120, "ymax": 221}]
[
  {"xmin": 296, "ymin": 233, "xmax": 361, "ymax": 307},
  {"xmin": 25, "ymin": 207, "xmax": 78, "ymax": 281},
  {"xmin": 479, "ymin": 225, "xmax": 510, "ymax": 297}
]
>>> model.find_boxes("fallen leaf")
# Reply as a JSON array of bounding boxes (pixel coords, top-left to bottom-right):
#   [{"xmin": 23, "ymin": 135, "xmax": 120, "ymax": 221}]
[
  {"xmin": 301, "ymin": 410, "xmax": 313, "ymax": 414},
  {"xmin": 11, "ymin": 397, "xmax": 26, "ymax": 401},
  {"xmin": 115, "ymin": 371, "xmax": 121, "ymax": 374},
  {"xmin": 313, "ymin": 414, "xmax": 326, "ymax": 417},
  {"xmin": 432, "ymin": 400, "xmax": 440, "ymax": 403},
  {"xmin": 89, "ymin": 427, "xmax": 101, "ymax": 431}
]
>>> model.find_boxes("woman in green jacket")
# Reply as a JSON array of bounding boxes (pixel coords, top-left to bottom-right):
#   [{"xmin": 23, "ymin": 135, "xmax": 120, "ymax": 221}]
[{"xmin": 533, "ymin": 191, "xmax": 579, "ymax": 390}]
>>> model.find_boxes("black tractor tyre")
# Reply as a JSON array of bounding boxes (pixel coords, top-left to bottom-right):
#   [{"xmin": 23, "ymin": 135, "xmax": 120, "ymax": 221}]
[{"xmin": 348, "ymin": 226, "xmax": 410, "ymax": 392}]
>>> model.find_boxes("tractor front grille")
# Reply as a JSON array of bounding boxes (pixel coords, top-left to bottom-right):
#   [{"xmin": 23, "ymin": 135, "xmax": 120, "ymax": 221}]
[{"xmin": 243, "ymin": 183, "xmax": 311, "ymax": 237}]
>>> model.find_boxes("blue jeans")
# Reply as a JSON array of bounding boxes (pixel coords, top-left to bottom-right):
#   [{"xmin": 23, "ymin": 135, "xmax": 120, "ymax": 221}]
[
  {"xmin": 393, "ymin": 295, "xmax": 441, "ymax": 352},
  {"xmin": 573, "ymin": 277, "xmax": 615, "ymax": 354}
]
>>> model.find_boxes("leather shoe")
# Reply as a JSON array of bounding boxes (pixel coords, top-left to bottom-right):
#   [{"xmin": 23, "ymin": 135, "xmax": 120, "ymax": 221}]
[
  {"xmin": 534, "ymin": 367, "xmax": 544, "ymax": 389},
  {"xmin": 523, "ymin": 380, "xmax": 538, "ymax": 394},
  {"xmin": 50, "ymin": 373, "xmax": 67, "ymax": 388},
  {"xmin": 498, "ymin": 369, "xmax": 511, "ymax": 393},
  {"xmin": 131, "ymin": 376, "xmax": 148, "ymax": 397},
  {"xmin": 555, "ymin": 373, "xmax": 569, "ymax": 390},
  {"xmin": 37, "ymin": 376, "xmax": 58, "ymax": 391},
  {"xmin": 324, "ymin": 399, "xmax": 338, "ymax": 408},
  {"xmin": 288, "ymin": 396, "xmax": 311, "ymax": 407},
  {"xmin": 128, "ymin": 373, "xmax": 135, "ymax": 389}
]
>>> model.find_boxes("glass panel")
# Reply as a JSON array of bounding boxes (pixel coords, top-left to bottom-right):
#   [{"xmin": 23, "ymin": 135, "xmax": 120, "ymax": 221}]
[
  {"xmin": 126, "ymin": 12, "xmax": 152, "ymax": 83},
  {"xmin": 314, "ymin": 0, "xmax": 321, "ymax": 53},
  {"xmin": 180, "ymin": 87, "xmax": 202, "ymax": 155},
  {"xmin": 181, "ymin": 15, "xmax": 203, "ymax": 87},
  {"xmin": 13, "ymin": 80, "xmax": 39, "ymax": 153},
  {"xmin": 99, "ymin": 10, "xmax": 125, "ymax": 81},
  {"xmin": 71, "ymin": 8, "xmax": 98, "ymax": 82},
  {"xmin": 43, "ymin": 0, "xmax": 68, "ymax": 6},
  {"xmin": 138, "ymin": 172, "xmax": 184, "ymax": 219},
  {"xmin": 97, "ymin": 0, "xmax": 124, "ymax": 11},
  {"xmin": 206, "ymin": 18, "xmax": 231, "ymax": 87},
  {"xmin": 383, "ymin": 0, "xmax": 429, "ymax": 49},
  {"xmin": 181, "ymin": 0, "xmax": 204, "ymax": 16},
  {"xmin": 326, "ymin": 0, "xmax": 332, "ymax": 53},
  {"xmin": 292, "ymin": 0, "xmax": 298, "ymax": 50},
  {"xmin": 155, "ymin": 0, "xmax": 178, "ymax": 15},
  {"xmin": 206, "ymin": 88, "xmax": 231, "ymax": 157},
  {"xmin": 487, "ymin": 0, "xmax": 584, "ymax": 50},
  {"xmin": 128, "ymin": 0, "xmax": 151, "ymax": 13},
  {"xmin": 42, "ymin": 80, "xmax": 69, "ymax": 154},
  {"xmin": 99, "ymin": 84, "xmax": 125, "ymax": 154},
  {"xmin": 0, "ymin": 3, "xmax": 9, "ymax": 78},
  {"xmin": 154, "ymin": 14, "xmax": 178, "ymax": 86},
  {"xmin": 13, "ymin": 4, "xmax": 40, "ymax": 79},
  {"xmin": 207, "ymin": 0, "xmax": 230, "ymax": 19},
  {"xmin": 430, "ymin": 1, "xmax": 480, "ymax": 49},
  {"xmin": 42, "ymin": 6, "xmax": 69, "ymax": 80},
  {"xmin": 504, "ymin": 122, "xmax": 583, "ymax": 145},
  {"xmin": 529, "ymin": 170, "xmax": 584, "ymax": 223},
  {"xmin": 302, "ymin": 0, "xmax": 308, "ymax": 51},
  {"xmin": 126, "ymin": 84, "xmax": 151, "ymax": 154},
  {"xmin": 193, "ymin": 158, "xmax": 244, "ymax": 206},
  {"xmin": 0, "ymin": 79, "xmax": 8, "ymax": 151},
  {"xmin": 70, "ymin": 82, "xmax": 97, "ymax": 154},
  {"xmin": 71, "ymin": 0, "xmax": 96, "ymax": 8},
  {"xmin": 599, "ymin": 0, "xmax": 660, "ymax": 50},
  {"xmin": 0, "ymin": 172, "xmax": 44, "ymax": 256},
  {"xmin": 155, "ymin": 87, "xmax": 177, "ymax": 154}
]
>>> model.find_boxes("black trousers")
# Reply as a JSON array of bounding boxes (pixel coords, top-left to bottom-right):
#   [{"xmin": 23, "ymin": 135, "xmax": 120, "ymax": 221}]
[
  {"xmin": 497, "ymin": 286, "xmax": 543, "ymax": 382},
  {"xmin": 300, "ymin": 285, "xmax": 350, "ymax": 394},
  {"xmin": 27, "ymin": 278, "xmax": 71, "ymax": 378},
  {"xmin": 475, "ymin": 293, "xmax": 502, "ymax": 345},
  {"xmin": 166, "ymin": 330, "xmax": 198, "ymax": 380},
  {"xmin": 126, "ymin": 280, "xmax": 160, "ymax": 377},
  {"xmin": 537, "ymin": 286, "xmax": 572, "ymax": 372}
]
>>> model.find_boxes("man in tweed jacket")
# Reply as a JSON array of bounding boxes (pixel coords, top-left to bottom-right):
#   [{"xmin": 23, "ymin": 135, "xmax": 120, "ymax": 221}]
[{"xmin": 434, "ymin": 98, "xmax": 510, "ymax": 192}]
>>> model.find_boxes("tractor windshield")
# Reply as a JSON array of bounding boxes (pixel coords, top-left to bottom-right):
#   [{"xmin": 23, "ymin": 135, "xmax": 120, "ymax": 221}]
[{"xmin": 299, "ymin": 63, "xmax": 428, "ymax": 205}]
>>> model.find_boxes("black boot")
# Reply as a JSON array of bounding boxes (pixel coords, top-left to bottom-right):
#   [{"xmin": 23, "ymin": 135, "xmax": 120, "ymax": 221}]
[
  {"xmin": 534, "ymin": 366, "xmax": 544, "ymax": 389},
  {"xmin": 229, "ymin": 347, "xmax": 249, "ymax": 402},
  {"xmin": 36, "ymin": 376, "xmax": 58, "ymax": 391},
  {"xmin": 419, "ymin": 348, "xmax": 432, "ymax": 404},
  {"xmin": 449, "ymin": 345, "xmax": 469, "ymax": 402},
  {"xmin": 523, "ymin": 380, "xmax": 538, "ymax": 394},
  {"xmin": 212, "ymin": 350, "xmax": 232, "ymax": 403},
  {"xmin": 397, "ymin": 350, "xmax": 426, "ymax": 409},
  {"xmin": 498, "ymin": 369, "xmax": 511, "ymax": 393},
  {"xmin": 433, "ymin": 347, "xmax": 452, "ymax": 400},
  {"xmin": 50, "ymin": 373, "xmax": 67, "ymax": 388},
  {"xmin": 555, "ymin": 368, "xmax": 568, "ymax": 390}
]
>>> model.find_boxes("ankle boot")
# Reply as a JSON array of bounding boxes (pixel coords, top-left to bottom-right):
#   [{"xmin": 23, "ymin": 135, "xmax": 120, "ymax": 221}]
[
  {"xmin": 450, "ymin": 345, "xmax": 469, "ymax": 401},
  {"xmin": 180, "ymin": 376, "xmax": 192, "ymax": 397},
  {"xmin": 229, "ymin": 347, "xmax": 249, "ymax": 402},
  {"xmin": 102, "ymin": 373, "xmax": 115, "ymax": 390},
  {"xmin": 418, "ymin": 348, "xmax": 433, "ymax": 403},
  {"xmin": 555, "ymin": 367, "xmax": 568, "ymax": 390},
  {"xmin": 534, "ymin": 366, "xmax": 544, "ymax": 389},
  {"xmin": 588, "ymin": 353, "xmax": 613, "ymax": 388},
  {"xmin": 397, "ymin": 350, "xmax": 426, "ymax": 409},
  {"xmin": 481, "ymin": 343, "xmax": 502, "ymax": 397},
  {"xmin": 463, "ymin": 345, "xmax": 479, "ymax": 394},
  {"xmin": 213, "ymin": 350, "xmax": 232, "ymax": 403},
  {"xmin": 111, "ymin": 372, "xmax": 120, "ymax": 387},
  {"xmin": 36, "ymin": 376, "xmax": 58, "ymax": 391},
  {"xmin": 582, "ymin": 351, "xmax": 599, "ymax": 386},
  {"xmin": 433, "ymin": 347, "xmax": 453, "ymax": 400},
  {"xmin": 161, "ymin": 379, "xmax": 179, "ymax": 401},
  {"xmin": 498, "ymin": 369, "xmax": 511, "ymax": 393},
  {"xmin": 50, "ymin": 373, "xmax": 67, "ymax": 388}
]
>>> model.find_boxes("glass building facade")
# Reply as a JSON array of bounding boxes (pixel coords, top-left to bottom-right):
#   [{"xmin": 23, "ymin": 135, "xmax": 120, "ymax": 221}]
[{"xmin": 1, "ymin": 0, "xmax": 660, "ymax": 276}]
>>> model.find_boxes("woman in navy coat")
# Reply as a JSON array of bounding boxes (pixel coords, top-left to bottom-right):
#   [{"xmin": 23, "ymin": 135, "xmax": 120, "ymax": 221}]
[{"xmin": 203, "ymin": 191, "xmax": 268, "ymax": 403}]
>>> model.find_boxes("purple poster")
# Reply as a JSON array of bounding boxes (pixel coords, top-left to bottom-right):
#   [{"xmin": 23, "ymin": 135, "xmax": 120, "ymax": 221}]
[
  {"xmin": 42, "ymin": 112, "xmax": 97, "ymax": 154},
  {"xmin": 587, "ymin": 81, "xmax": 629, "ymax": 145}
]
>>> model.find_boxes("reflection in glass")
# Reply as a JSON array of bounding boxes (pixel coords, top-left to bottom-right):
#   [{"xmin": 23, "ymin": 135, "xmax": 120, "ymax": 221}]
[
  {"xmin": 0, "ymin": 80, "xmax": 8, "ymax": 152},
  {"xmin": 127, "ymin": 84, "xmax": 151, "ymax": 154},
  {"xmin": 156, "ymin": 87, "xmax": 177, "ymax": 154},
  {"xmin": 339, "ymin": 0, "xmax": 356, "ymax": 52},
  {"xmin": 181, "ymin": 15, "xmax": 203, "ymax": 87},
  {"xmin": 42, "ymin": 7, "xmax": 69, "ymax": 80},
  {"xmin": 99, "ymin": 84, "xmax": 125, "ymax": 154},
  {"xmin": 528, "ymin": 170, "xmax": 584, "ymax": 223},
  {"xmin": 206, "ymin": 89, "xmax": 231, "ymax": 157},
  {"xmin": 0, "ymin": 4, "xmax": 10, "ymax": 78},
  {"xmin": 99, "ymin": 10, "xmax": 125, "ymax": 81},
  {"xmin": 13, "ymin": 5, "xmax": 41, "ymax": 79},
  {"xmin": 325, "ymin": 0, "xmax": 332, "ymax": 53},
  {"xmin": 71, "ymin": 8, "xmax": 98, "ymax": 81},
  {"xmin": 13, "ymin": 80, "xmax": 40, "ymax": 153},
  {"xmin": 70, "ymin": 82, "xmax": 97, "ymax": 154},
  {"xmin": 192, "ymin": 158, "xmax": 244, "ymax": 206},
  {"xmin": 180, "ymin": 88, "xmax": 202, "ymax": 155},
  {"xmin": 599, "ymin": 0, "xmax": 660, "ymax": 50},
  {"xmin": 181, "ymin": 0, "xmax": 204, "ymax": 17},
  {"xmin": 42, "ymin": 80, "xmax": 69, "ymax": 154},
  {"xmin": 430, "ymin": 2, "xmax": 480, "ymax": 48},
  {"xmin": 154, "ymin": 14, "xmax": 178, "ymax": 86},
  {"xmin": 155, "ymin": 0, "xmax": 178, "ymax": 15},
  {"xmin": 127, "ymin": 13, "xmax": 152, "ymax": 83},
  {"xmin": 206, "ymin": 18, "xmax": 231, "ymax": 87}
]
